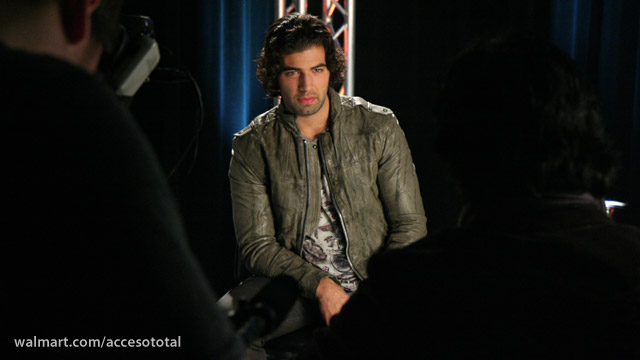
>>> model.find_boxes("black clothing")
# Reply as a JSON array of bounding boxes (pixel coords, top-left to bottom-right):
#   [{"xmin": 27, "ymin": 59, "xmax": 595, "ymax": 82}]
[
  {"xmin": 300, "ymin": 195, "xmax": 640, "ymax": 359},
  {"xmin": 220, "ymin": 276, "xmax": 322, "ymax": 359},
  {"xmin": 2, "ymin": 44, "xmax": 242, "ymax": 359}
]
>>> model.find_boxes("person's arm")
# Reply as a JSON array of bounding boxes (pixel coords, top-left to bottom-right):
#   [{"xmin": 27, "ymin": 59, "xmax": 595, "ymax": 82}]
[
  {"xmin": 229, "ymin": 137, "xmax": 330, "ymax": 299},
  {"xmin": 376, "ymin": 116, "xmax": 428, "ymax": 250}
]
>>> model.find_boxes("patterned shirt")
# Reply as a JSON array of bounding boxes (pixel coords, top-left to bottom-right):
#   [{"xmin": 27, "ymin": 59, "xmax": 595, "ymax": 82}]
[{"xmin": 302, "ymin": 172, "xmax": 360, "ymax": 294}]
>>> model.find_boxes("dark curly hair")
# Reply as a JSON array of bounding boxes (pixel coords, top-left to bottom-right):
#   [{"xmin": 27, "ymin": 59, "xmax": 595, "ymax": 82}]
[
  {"xmin": 434, "ymin": 35, "xmax": 618, "ymax": 202},
  {"xmin": 256, "ymin": 13, "xmax": 346, "ymax": 98}
]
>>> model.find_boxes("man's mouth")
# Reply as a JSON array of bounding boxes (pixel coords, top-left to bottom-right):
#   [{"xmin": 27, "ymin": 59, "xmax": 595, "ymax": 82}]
[{"xmin": 298, "ymin": 96, "xmax": 316, "ymax": 105}]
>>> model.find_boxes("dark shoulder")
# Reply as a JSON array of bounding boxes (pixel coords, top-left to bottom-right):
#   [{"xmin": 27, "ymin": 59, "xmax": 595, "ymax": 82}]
[
  {"xmin": 1, "ymin": 44, "xmax": 116, "ymax": 103},
  {"xmin": 2, "ymin": 45, "xmax": 160, "ymax": 181},
  {"xmin": 1, "ymin": 45, "xmax": 135, "ymax": 135},
  {"xmin": 367, "ymin": 229, "xmax": 458, "ymax": 278}
]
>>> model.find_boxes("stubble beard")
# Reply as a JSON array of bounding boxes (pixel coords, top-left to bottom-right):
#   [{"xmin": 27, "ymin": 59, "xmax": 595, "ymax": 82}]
[{"xmin": 286, "ymin": 92, "xmax": 327, "ymax": 117}]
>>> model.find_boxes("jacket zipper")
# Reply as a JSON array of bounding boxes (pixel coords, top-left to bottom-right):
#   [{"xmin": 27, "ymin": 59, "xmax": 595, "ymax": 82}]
[
  {"xmin": 317, "ymin": 137, "xmax": 364, "ymax": 281},
  {"xmin": 299, "ymin": 139, "xmax": 310, "ymax": 257}
]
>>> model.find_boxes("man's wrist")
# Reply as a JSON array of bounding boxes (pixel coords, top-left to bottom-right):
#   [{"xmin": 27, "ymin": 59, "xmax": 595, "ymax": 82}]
[{"xmin": 316, "ymin": 276, "xmax": 341, "ymax": 299}]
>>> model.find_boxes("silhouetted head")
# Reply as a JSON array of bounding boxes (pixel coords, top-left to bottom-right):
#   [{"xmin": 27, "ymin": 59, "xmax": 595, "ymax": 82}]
[
  {"xmin": 435, "ymin": 35, "xmax": 617, "ymax": 204},
  {"xmin": 0, "ymin": 0, "xmax": 123, "ymax": 71}
]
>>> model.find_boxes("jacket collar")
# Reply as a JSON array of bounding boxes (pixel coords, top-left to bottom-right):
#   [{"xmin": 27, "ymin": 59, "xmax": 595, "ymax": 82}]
[{"xmin": 276, "ymin": 87, "xmax": 343, "ymax": 136}]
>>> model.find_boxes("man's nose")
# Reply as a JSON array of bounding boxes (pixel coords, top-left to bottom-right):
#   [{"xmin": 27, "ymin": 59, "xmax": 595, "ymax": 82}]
[{"xmin": 298, "ymin": 72, "xmax": 312, "ymax": 91}]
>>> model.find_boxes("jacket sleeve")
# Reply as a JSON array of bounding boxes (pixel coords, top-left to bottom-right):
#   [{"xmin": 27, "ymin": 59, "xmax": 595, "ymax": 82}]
[
  {"xmin": 228, "ymin": 136, "xmax": 333, "ymax": 299},
  {"xmin": 376, "ymin": 116, "xmax": 428, "ymax": 249}
]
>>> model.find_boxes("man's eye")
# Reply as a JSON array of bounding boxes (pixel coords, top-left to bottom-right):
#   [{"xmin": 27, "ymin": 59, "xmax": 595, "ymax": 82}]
[
  {"xmin": 313, "ymin": 68, "xmax": 325, "ymax": 73},
  {"xmin": 284, "ymin": 71, "xmax": 298, "ymax": 76}
]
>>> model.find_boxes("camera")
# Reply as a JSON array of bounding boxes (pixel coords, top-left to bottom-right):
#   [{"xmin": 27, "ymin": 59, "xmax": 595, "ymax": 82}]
[{"xmin": 100, "ymin": 15, "xmax": 161, "ymax": 101}]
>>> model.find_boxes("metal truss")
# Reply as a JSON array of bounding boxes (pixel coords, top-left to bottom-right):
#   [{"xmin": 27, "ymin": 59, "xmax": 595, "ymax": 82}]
[{"xmin": 275, "ymin": 0, "xmax": 355, "ymax": 96}]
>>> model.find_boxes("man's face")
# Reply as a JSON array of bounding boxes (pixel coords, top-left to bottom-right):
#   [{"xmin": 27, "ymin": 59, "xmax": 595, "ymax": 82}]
[{"xmin": 277, "ymin": 45, "xmax": 330, "ymax": 118}]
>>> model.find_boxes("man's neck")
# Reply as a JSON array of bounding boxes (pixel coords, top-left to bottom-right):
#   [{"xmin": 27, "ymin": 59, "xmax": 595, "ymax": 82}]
[{"xmin": 297, "ymin": 97, "xmax": 331, "ymax": 139}]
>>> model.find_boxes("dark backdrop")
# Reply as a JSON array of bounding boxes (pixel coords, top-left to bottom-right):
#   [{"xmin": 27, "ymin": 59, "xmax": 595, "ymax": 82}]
[{"xmin": 121, "ymin": 0, "xmax": 639, "ymax": 297}]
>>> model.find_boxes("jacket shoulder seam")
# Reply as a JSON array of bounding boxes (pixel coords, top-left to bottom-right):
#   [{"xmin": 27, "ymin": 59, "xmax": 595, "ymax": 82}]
[
  {"xmin": 233, "ymin": 107, "xmax": 278, "ymax": 138},
  {"xmin": 342, "ymin": 95, "xmax": 395, "ymax": 117}
]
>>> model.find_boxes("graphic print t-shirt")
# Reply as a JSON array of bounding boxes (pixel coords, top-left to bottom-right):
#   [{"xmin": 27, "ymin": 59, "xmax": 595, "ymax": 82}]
[{"xmin": 302, "ymin": 173, "xmax": 360, "ymax": 294}]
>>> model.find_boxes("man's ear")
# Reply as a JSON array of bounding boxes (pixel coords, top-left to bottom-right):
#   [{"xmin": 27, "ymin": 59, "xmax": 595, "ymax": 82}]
[{"xmin": 60, "ymin": 0, "xmax": 101, "ymax": 45}]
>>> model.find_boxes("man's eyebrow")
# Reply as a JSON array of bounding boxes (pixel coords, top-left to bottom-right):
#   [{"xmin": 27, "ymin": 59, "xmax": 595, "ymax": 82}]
[{"xmin": 281, "ymin": 63, "xmax": 327, "ymax": 72}]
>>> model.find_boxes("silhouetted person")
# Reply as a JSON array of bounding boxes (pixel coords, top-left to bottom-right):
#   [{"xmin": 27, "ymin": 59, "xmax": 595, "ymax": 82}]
[
  {"xmin": 2, "ymin": 1, "xmax": 243, "ymax": 358},
  {"xmin": 298, "ymin": 36, "xmax": 640, "ymax": 359}
]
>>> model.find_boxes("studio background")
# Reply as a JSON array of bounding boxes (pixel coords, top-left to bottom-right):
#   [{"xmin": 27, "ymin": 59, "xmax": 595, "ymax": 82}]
[{"xmin": 121, "ymin": 0, "xmax": 639, "ymax": 297}]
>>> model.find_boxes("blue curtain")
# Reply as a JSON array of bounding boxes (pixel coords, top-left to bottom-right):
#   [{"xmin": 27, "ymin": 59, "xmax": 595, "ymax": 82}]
[
  {"xmin": 551, "ymin": 0, "xmax": 639, "ymax": 223},
  {"xmin": 199, "ymin": 0, "xmax": 274, "ymax": 161}
]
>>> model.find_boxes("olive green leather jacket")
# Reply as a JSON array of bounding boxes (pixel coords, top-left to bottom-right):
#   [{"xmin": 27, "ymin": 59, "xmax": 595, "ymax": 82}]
[{"xmin": 229, "ymin": 89, "xmax": 427, "ymax": 298}]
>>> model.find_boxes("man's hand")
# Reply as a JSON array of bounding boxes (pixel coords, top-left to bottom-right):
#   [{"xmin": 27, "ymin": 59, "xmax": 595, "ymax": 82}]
[{"xmin": 316, "ymin": 277, "xmax": 350, "ymax": 326}]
